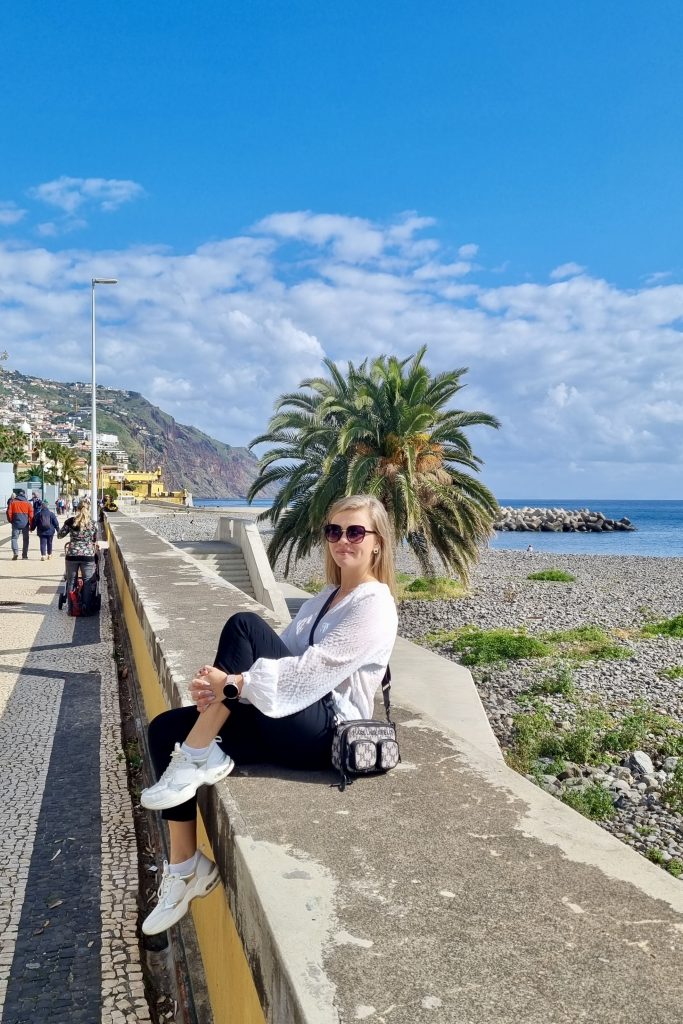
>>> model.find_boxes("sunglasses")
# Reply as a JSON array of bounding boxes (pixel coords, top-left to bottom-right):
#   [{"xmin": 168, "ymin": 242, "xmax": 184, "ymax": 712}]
[{"xmin": 323, "ymin": 524, "xmax": 377, "ymax": 544}]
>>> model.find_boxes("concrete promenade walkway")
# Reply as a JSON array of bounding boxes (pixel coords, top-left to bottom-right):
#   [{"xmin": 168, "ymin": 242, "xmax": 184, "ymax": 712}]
[{"xmin": 0, "ymin": 522, "xmax": 150, "ymax": 1024}]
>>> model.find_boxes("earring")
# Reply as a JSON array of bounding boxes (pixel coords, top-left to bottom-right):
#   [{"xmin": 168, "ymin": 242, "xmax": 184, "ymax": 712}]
[{"xmin": 373, "ymin": 548, "xmax": 379, "ymax": 554}]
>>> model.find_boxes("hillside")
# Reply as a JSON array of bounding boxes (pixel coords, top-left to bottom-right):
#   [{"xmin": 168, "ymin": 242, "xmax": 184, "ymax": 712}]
[{"xmin": 0, "ymin": 369, "xmax": 273, "ymax": 498}]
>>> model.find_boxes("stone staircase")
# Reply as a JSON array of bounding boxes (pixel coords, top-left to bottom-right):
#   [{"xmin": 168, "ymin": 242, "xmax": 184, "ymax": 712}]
[{"xmin": 171, "ymin": 541, "xmax": 255, "ymax": 599}]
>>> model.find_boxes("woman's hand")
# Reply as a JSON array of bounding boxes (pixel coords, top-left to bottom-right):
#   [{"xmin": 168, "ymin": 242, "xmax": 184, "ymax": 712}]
[{"xmin": 190, "ymin": 665, "xmax": 228, "ymax": 712}]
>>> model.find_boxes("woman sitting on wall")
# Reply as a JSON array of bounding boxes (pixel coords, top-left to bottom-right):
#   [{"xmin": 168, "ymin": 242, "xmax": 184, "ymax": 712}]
[{"xmin": 140, "ymin": 493, "xmax": 398, "ymax": 935}]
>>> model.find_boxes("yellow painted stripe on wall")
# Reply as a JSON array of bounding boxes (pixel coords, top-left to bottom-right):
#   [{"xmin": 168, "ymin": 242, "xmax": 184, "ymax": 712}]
[{"xmin": 107, "ymin": 530, "xmax": 267, "ymax": 1024}]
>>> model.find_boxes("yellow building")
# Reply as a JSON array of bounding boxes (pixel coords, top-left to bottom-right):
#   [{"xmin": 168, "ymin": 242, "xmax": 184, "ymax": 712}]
[{"xmin": 120, "ymin": 467, "xmax": 191, "ymax": 506}]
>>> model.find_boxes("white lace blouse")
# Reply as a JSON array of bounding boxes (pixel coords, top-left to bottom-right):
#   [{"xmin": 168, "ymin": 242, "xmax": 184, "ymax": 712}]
[{"xmin": 240, "ymin": 581, "xmax": 397, "ymax": 721}]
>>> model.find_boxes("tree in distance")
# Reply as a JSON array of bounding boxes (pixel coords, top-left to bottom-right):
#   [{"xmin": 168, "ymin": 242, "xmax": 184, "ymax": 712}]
[{"xmin": 248, "ymin": 346, "xmax": 500, "ymax": 583}]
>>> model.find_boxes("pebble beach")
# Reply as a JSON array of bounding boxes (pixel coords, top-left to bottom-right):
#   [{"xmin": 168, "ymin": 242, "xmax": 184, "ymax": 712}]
[{"xmin": 142, "ymin": 509, "xmax": 683, "ymax": 872}]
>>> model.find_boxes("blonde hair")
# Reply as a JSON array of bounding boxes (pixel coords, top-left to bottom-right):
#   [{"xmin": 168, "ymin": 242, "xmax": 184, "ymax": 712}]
[
  {"xmin": 323, "ymin": 494, "xmax": 397, "ymax": 599},
  {"xmin": 73, "ymin": 502, "xmax": 91, "ymax": 531}
]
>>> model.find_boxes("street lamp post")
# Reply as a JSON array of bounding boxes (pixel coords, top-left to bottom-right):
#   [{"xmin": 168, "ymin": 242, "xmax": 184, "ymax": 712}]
[
  {"xmin": 38, "ymin": 449, "xmax": 47, "ymax": 500},
  {"xmin": 91, "ymin": 277, "xmax": 117, "ymax": 522}
]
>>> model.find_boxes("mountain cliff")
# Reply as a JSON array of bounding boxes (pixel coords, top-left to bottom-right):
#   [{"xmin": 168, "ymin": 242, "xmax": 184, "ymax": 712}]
[{"xmin": 0, "ymin": 369, "xmax": 272, "ymax": 498}]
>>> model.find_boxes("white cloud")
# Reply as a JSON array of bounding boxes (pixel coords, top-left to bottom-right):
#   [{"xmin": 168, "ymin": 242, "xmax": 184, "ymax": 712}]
[
  {"xmin": 550, "ymin": 262, "xmax": 587, "ymax": 281},
  {"xmin": 1, "ymin": 211, "xmax": 682, "ymax": 497},
  {"xmin": 547, "ymin": 383, "xmax": 579, "ymax": 408},
  {"xmin": 458, "ymin": 243, "xmax": 479, "ymax": 259},
  {"xmin": 24, "ymin": 176, "xmax": 145, "ymax": 235},
  {"xmin": 645, "ymin": 271, "xmax": 672, "ymax": 286},
  {"xmin": 413, "ymin": 261, "xmax": 473, "ymax": 281},
  {"xmin": 0, "ymin": 202, "xmax": 26, "ymax": 226},
  {"xmin": 29, "ymin": 176, "xmax": 145, "ymax": 214}
]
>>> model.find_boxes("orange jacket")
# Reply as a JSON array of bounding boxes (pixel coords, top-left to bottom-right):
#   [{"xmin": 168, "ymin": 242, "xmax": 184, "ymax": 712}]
[{"xmin": 7, "ymin": 497, "xmax": 34, "ymax": 526}]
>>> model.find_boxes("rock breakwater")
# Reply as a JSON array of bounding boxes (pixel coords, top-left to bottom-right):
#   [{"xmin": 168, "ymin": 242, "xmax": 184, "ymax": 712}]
[{"xmin": 495, "ymin": 506, "xmax": 635, "ymax": 532}]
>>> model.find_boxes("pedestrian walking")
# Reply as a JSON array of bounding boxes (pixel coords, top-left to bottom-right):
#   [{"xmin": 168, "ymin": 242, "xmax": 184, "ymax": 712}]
[
  {"xmin": 6, "ymin": 489, "xmax": 34, "ymax": 560},
  {"xmin": 33, "ymin": 500, "xmax": 60, "ymax": 560}
]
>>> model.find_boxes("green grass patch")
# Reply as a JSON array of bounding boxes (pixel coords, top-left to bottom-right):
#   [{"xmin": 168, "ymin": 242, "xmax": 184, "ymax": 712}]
[
  {"xmin": 662, "ymin": 759, "xmax": 683, "ymax": 814},
  {"xmin": 601, "ymin": 701, "xmax": 663, "ymax": 753},
  {"xmin": 303, "ymin": 576, "xmax": 326, "ymax": 594},
  {"xmin": 506, "ymin": 695, "xmax": 683, "ymax": 776},
  {"xmin": 646, "ymin": 848, "xmax": 665, "ymax": 865},
  {"xmin": 425, "ymin": 627, "xmax": 552, "ymax": 666},
  {"xmin": 542, "ymin": 625, "xmax": 632, "ymax": 661},
  {"xmin": 397, "ymin": 573, "xmax": 467, "ymax": 602},
  {"xmin": 561, "ymin": 783, "xmax": 615, "ymax": 821},
  {"xmin": 528, "ymin": 663, "xmax": 575, "ymax": 698},
  {"xmin": 425, "ymin": 623, "xmax": 631, "ymax": 665},
  {"xmin": 641, "ymin": 614, "xmax": 683, "ymax": 639},
  {"xmin": 505, "ymin": 700, "xmax": 563, "ymax": 773},
  {"xmin": 660, "ymin": 665, "xmax": 683, "ymax": 680},
  {"xmin": 117, "ymin": 739, "xmax": 143, "ymax": 772},
  {"xmin": 667, "ymin": 859, "xmax": 683, "ymax": 878},
  {"xmin": 527, "ymin": 569, "xmax": 576, "ymax": 582}
]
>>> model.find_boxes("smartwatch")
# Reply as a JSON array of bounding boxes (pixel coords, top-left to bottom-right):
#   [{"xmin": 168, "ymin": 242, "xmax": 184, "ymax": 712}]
[{"xmin": 222, "ymin": 675, "xmax": 241, "ymax": 701}]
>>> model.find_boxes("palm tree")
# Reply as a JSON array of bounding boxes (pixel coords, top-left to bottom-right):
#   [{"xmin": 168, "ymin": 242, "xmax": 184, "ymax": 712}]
[
  {"xmin": 0, "ymin": 426, "xmax": 28, "ymax": 473},
  {"xmin": 57, "ymin": 448, "xmax": 86, "ymax": 499},
  {"xmin": 248, "ymin": 347, "xmax": 500, "ymax": 583}
]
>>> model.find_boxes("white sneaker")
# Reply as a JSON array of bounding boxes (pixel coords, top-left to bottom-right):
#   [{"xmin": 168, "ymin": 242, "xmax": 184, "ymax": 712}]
[
  {"xmin": 140, "ymin": 741, "xmax": 234, "ymax": 810},
  {"xmin": 142, "ymin": 853, "xmax": 219, "ymax": 935}
]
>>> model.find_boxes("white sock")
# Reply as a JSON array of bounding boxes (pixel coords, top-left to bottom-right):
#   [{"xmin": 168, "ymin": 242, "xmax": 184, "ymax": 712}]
[
  {"xmin": 181, "ymin": 741, "xmax": 213, "ymax": 761},
  {"xmin": 169, "ymin": 852, "xmax": 199, "ymax": 876}
]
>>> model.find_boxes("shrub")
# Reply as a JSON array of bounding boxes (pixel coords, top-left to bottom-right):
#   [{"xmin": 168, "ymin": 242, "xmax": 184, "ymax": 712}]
[
  {"xmin": 602, "ymin": 704, "xmax": 652, "ymax": 753},
  {"xmin": 641, "ymin": 614, "xmax": 683, "ymax": 639},
  {"xmin": 562, "ymin": 707, "xmax": 612, "ymax": 764},
  {"xmin": 507, "ymin": 701, "xmax": 561, "ymax": 773},
  {"xmin": 561, "ymin": 784, "xmax": 615, "ymax": 821},
  {"xmin": 667, "ymin": 859, "xmax": 683, "ymax": 878},
  {"xmin": 527, "ymin": 569, "xmax": 576, "ymax": 582},
  {"xmin": 646, "ymin": 848, "xmax": 665, "ymax": 865}
]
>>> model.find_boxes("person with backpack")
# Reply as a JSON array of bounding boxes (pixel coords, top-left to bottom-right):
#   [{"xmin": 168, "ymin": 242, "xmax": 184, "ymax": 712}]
[
  {"xmin": 57, "ymin": 500, "xmax": 99, "ymax": 612},
  {"xmin": 33, "ymin": 500, "xmax": 60, "ymax": 560},
  {"xmin": 6, "ymin": 489, "xmax": 34, "ymax": 560}
]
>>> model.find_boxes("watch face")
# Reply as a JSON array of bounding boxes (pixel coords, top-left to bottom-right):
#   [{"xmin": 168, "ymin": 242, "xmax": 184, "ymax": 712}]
[{"xmin": 223, "ymin": 682, "xmax": 240, "ymax": 700}]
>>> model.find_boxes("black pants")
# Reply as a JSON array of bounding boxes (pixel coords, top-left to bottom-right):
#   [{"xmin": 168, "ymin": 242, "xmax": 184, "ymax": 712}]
[
  {"xmin": 148, "ymin": 612, "xmax": 336, "ymax": 821},
  {"xmin": 65, "ymin": 557, "xmax": 97, "ymax": 608}
]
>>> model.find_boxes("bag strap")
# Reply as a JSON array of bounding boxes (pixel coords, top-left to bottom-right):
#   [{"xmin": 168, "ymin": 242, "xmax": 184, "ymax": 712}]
[
  {"xmin": 380, "ymin": 666, "xmax": 393, "ymax": 725},
  {"xmin": 308, "ymin": 587, "xmax": 339, "ymax": 646}
]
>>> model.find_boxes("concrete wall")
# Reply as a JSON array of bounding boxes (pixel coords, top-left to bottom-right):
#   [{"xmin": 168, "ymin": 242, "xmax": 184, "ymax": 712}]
[
  {"xmin": 215, "ymin": 516, "xmax": 289, "ymax": 620},
  {"xmin": 0, "ymin": 462, "xmax": 14, "ymax": 508},
  {"xmin": 105, "ymin": 514, "xmax": 683, "ymax": 1024}
]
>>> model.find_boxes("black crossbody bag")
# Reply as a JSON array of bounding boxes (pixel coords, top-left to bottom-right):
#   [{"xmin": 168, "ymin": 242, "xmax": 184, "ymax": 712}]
[{"xmin": 308, "ymin": 588, "xmax": 400, "ymax": 791}]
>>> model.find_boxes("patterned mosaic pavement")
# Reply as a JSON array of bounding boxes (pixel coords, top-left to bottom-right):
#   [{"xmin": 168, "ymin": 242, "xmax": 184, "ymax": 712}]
[{"xmin": 0, "ymin": 522, "xmax": 150, "ymax": 1024}]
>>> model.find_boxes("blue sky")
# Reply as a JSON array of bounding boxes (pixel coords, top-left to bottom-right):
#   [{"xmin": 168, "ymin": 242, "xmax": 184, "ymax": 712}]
[{"xmin": 1, "ymin": 1, "xmax": 682, "ymax": 498}]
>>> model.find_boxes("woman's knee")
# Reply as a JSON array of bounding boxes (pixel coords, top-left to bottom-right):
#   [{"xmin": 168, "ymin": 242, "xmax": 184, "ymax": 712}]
[{"xmin": 222, "ymin": 611, "xmax": 264, "ymax": 635}]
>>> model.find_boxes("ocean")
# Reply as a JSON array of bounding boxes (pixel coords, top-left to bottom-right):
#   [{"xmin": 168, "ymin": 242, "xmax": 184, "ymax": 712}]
[{"xmin": 194, "ymin": 498, "xmax": 683, "ymax": 558}]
